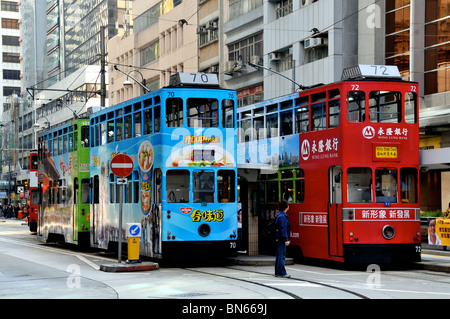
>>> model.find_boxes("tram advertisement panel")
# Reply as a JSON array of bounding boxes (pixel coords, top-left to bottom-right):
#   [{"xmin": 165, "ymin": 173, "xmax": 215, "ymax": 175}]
[{"xmin": 237, "ymin": 134, "xmax": 299, "ymax": 168}]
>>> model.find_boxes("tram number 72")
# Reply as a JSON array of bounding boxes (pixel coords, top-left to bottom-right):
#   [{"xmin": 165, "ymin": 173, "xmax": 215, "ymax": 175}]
[{"xmin": 415, "ymin": 246, "xmax": 421, "ymax": 253}]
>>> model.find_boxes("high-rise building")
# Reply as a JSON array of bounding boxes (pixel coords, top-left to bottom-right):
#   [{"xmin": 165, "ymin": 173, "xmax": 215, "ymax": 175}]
[{"xmin": 0, "ymin": 0, "xmax": 21, "ymax": 197}]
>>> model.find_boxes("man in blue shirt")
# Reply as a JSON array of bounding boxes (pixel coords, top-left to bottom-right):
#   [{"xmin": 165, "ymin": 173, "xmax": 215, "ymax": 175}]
[{"xmin": 275, "ymin": 200, "xmax": 291, "ymax": 278}]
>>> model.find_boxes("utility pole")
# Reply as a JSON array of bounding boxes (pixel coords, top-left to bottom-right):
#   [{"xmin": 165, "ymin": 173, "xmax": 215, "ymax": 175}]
[{"xmin": 100, "ymin": 26, "xmax": 107, "ymax": 107}]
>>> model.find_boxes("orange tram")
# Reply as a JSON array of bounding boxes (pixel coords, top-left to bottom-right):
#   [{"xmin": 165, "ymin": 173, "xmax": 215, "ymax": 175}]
[{"xmin": 238, "ymin": 65, "xmax": 421, "ymax": 263}]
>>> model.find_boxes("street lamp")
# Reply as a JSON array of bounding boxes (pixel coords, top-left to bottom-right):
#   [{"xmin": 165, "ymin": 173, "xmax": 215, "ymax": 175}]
[{"xmin": 113, "ymin": 65, "xmax": 150, "ymax": 95}]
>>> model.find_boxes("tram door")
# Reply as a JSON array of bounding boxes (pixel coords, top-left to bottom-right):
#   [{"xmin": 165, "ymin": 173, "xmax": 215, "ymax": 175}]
[
  {"xmin": 328, "ymin": 166, "xmax": 343, "ymax": 257},
  {"xmin": 152, "ymin": 168, "xmax": 162, "ymax": 256}
]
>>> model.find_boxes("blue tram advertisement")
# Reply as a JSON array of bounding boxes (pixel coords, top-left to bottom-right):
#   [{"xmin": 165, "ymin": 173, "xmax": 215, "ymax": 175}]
[{"xmin": 89, "ymin": 73, "xmax": 238, "ymax": 260}]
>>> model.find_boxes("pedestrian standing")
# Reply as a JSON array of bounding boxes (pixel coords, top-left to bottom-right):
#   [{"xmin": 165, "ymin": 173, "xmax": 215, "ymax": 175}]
[{"xmin": 275, "ymin": 200, "xmax": 291, "ymax": 278}]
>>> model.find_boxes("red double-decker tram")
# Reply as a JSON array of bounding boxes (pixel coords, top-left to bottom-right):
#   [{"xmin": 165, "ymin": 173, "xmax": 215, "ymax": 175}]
[
  {"xmin": 238, "ymin": 65, "xmax": 421, "ymax": 263},
  {"xmin": 28, "ymin": 151, "xmax": 39, "ymax": 232}
]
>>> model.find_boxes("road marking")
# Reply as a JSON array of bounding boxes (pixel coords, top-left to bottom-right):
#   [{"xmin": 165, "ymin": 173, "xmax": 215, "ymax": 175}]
[{"xmin": 75, "ymin": 255, "xmax": 100, "ymax": 270}]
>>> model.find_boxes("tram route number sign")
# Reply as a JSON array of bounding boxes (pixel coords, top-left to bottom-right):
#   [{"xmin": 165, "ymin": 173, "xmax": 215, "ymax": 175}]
[{"xmin": 111, "ymin": 154, "xmax": 134, "ymax": 178}]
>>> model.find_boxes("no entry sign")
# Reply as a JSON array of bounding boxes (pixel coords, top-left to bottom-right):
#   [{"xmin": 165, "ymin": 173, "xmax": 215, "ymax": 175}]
[{"xmin": 111, "ymin": 154, "xmax": 134, "ymax": 177}]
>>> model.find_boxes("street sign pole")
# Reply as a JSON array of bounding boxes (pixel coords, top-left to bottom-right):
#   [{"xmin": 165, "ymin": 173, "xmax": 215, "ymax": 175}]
[
  {"xmin": 118, "ymin": 183, "xmax": 123, "ymax": 263},
  {"xmin": 111, "ymin": 154, "xmax": 134, "ymax": 264},
  {"xmin": 117, "ymin": 177, "xmax": 127, "ymax": 263}
]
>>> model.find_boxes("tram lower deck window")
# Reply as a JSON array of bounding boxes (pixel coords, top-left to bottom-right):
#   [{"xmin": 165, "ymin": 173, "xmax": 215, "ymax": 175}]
[
  {"xmin": 166, "ymin": 170, "xmax": 190, "ymax": 203},
  {"xmin": 193, "ymin": 170, "xmax": 215, "ymax": 203},
  {"xmin": 375, "ymin": 168, "xmax": 397, "ymax": 203},
  {"xmin": 347, "ymin": 167, "xmax": 372, "ymax": 203}
]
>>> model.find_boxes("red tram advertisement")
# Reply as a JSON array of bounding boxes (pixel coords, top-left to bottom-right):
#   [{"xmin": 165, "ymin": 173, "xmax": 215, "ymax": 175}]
[
  {"xmin": 238, "ymin": 65, "xmax": 421, "ymax": 264},
  {"xmin": 28, "ymin": 151, "xmax": 39, "ymax": 232}
]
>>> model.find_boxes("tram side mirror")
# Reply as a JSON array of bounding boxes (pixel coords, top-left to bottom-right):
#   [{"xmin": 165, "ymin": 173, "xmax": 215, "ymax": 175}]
[{"xmin": 335, "ymin": 175, "xmax": 341, "ymax": 183}]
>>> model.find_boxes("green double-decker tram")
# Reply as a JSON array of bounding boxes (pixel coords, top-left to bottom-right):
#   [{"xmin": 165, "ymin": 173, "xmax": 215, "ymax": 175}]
[{"xmin": 37, "ymin": 119, "xmax": 91, "ymax": 246}]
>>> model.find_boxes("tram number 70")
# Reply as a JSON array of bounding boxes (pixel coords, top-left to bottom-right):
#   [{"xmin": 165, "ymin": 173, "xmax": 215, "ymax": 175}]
[{"xmin": 230, "ymin": 242, "xmax": 236, "ymax": 249}]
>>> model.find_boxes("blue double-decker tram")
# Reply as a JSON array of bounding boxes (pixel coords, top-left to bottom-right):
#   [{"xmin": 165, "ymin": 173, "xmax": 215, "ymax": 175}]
[{"xmin": 89, "ymin": 73, "xmax": 238, "ymax": 260}]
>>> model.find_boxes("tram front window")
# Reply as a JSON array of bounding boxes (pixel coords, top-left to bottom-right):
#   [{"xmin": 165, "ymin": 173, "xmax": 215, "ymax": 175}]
[
  {"xmin": 193, "ymin": 170, "xmax": 215, "ymax": 203},
  {"xmin": 166, "ymin": 170, "xmax": 190, "ymax": 203},
  {"xmin": 375, "ymin": 168, "xmax": 397, "ymax": 203},
  {"xmin": 347, "ymin": 167, "xmax": 372, "ymax": 203}
]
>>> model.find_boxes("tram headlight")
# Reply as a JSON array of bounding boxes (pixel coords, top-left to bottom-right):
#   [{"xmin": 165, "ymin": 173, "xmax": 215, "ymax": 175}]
[
  {"xmin": 198, "ymin": 224, "xmax": 211, "ymax": 237},
  {"xmin": 382, "ymin": 225, "xmax": 395, "ymax": 240}
]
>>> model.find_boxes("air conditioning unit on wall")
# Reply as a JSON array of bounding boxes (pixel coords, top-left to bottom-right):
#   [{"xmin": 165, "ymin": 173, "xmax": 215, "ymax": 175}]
[
  {"xmin": 304, "ymin": 37, "xmax": 327, "ymax": 49},
  {"xmin": 269, "ymin": 52, "xmax": 281, "ymax": 61}
]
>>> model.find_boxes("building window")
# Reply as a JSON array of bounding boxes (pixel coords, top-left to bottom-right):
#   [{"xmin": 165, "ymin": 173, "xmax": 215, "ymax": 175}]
[
  {"xmin": 198, "ymin": 19, "xmax": 218, "ymax": 47},
  {"xmin": 228, "ymin": 32, "xmax": 263, "ymax": 63},
  {"xmin": 276, "ymin": 0, "xmax": 293, "ymax": 19},
  {"xmin": 2, "ymin": 52, "xmax": 19, "ymax": 63},
  {"xmin": 2, "ymin": 18, "xmax": 19, "ymax": 29},
  {"xmin": 303, "ymin": 35, "xmax": 328, "ymax": 63},
  {"xmin": 140, "ymin": 41, "xmax": 160, "ymax": 66},
  {"xmin": 271, "ymin": 47, "xmax": 293, "ymax": 72},
  {"xmin": 3, "ymin": 69, "xmax": 20, "ymax": 80},
  {"xmin": 1, "ymin": 1, "xmax": 18, "ymax": 12},
  {"xmin": 385, "ymin": 1, "xmax": 411, "ymax": 80},
  {"xmin": 229, "ymin": 0, "xmax": 263, "ymax": 20},
  {"xmin": 424, "ymin": 0, "xmax": 450, "ymax": 94},
  {"xmin": 3, "ymin": 86, "xmax": 20, "ymax": 96},
  {"xmin": 2, "ymin": 35, "xmax": 19, "ymax": 46}
]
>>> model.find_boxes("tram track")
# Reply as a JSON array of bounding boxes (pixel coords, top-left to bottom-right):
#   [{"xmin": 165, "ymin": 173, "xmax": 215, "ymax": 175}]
[{"xmin": 184, "ymin": 266, "xmax": 370, "ymax": 299}]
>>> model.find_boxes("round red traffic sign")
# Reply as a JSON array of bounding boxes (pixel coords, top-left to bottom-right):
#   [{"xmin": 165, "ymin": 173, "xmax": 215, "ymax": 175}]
[{"xmin": 110, "ymin": 154, "xmax": 134, "ymax": 177}]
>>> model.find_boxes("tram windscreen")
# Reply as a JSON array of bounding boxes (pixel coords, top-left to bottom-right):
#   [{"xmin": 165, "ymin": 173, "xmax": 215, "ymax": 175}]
[
  {"xmin": 375, "ymin": 168, "xmax": 397, "ymax": 203},
  {"xmin": 193, "ymin": 170, "xmax": 215, "ymax": 203}
]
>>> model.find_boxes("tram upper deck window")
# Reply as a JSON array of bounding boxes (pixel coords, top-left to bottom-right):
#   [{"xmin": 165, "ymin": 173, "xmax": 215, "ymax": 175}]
[
  {"xmin": 266, "ymin": 113, "xmax": 278, "ymax": 138},
  {"xmin": 328, "ymin": 89, "xmax": 340, "ymax": 128},
  {"xmin": 125, "ymin": 114, "xmax": 132, "ymax": 139},
  {"xmin": 222, "ymin": 99, "xmax": 235, "ymax": 128},
  {"xmin": 347, "ymin": 167, "xmax": 372, "ymax": 203},
  {"xmin": 144, "ymin": 108, "xmax": 152, "ymax": 134},
  {"xmin": 400, "ymin": 168, "xmax": 418, "ymax": 203},
  {"xmin": 134, "ymin": 112, "xmax": 142, "ymax": 137},
  {"xmin": 295, "ymin": 106, "xmax": 309, "ymax": 133},
  {"xmin": 166, "ymin": 98, "xmax": 183, "ymax": 127},
  {"xmin": 193, "ymin": 170, "xmax": 214, "ymax": 203},
  {"xmin": 81, "ymin": 126, "xmax": 90, "ymax": 147},
  {"xmin": 369, "ymin": 91, "xmax": 401, "ymax": 123},
  {"xmin": 375, "ymin": 168, "xmax": 397, "ymax": 203},
  {"xmin": 187, "ymin": 98, "xmax": 218, "ymax": 127},
  {"xmin": 166, "ymin": 170, "xmax": 190, "ymax": 203},
  {"xmin": 311, "ymin": 92, "xmax": 326, "ymax": 131},
  {"xmin": 253, "ymin": 116, "xmax": 264, "ymax": 140},
  {"xmin": 347, "ymin": 91, "xmax": 365, "ymax": 122},
  {"xmin": 281, "ymin": 111, "xmax": 293, "ymax": 136},
  {"xmin": 405, "ymin": 92, "xmax": 417, "ymax": 124},
  {"xmin": 239, "ymin": 118, "xmax": 251, "ymax": 143},
  {"xmin": 107, "ymin": 120, "xmax": 114, "ymax": 143}
]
